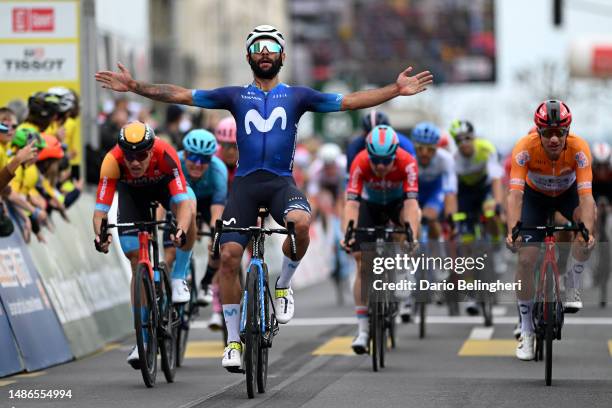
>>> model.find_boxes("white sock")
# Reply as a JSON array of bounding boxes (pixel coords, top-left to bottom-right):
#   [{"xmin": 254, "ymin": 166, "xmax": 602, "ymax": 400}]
[
  {"xmin": 565, "ymin": 255, "xmax": 585, "ymax": 289},
  {"xmin": 356, "ymin": 306, "xmax": 369, "ymax": 333},
  {"xmin": 518, "ymin": 300, "xmax": 534, "ymax": 334},
  {"xmin": 277, "ymin": 255, "xmax": 300, "ymax": 288},
  {"xmin": 222, "ymin": 304, "xmax": 240, "ymax": 344}
]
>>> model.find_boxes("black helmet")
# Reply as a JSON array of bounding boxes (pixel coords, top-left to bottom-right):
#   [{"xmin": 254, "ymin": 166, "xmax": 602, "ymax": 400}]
[
  {"xmin": 362, "ymin": 109, "xmax": 390, "ymax": 133},
  {"xmin": 28, "ymin": 92, "xmax": 60, "ymax": 119}
]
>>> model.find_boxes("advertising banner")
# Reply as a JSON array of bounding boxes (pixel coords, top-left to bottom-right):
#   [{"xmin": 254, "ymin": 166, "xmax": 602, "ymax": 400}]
[
  {"xmin": 0, "ymin": 300, "xmax": 23, "ymax": 377},
  {"xmin": 0, "ymin": 0, "xmax": 80, "ymax": 106},
  {"xmin": 0, "ymin": 228, "xmax": 72, "ymax": 372}
]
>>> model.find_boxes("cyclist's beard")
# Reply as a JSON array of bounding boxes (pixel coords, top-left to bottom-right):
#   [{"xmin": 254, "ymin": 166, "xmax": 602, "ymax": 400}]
[{"xmin": 249, "ymin": 56, "xmax": 283, "ymax": 80}]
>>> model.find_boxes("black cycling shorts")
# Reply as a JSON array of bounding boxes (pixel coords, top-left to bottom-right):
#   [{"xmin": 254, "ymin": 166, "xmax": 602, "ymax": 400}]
[
  {"xmin": 117, "ymin": 182, "xmax": 172, "ymax": 253},
  {"xmin": 519, "ymin": 183, "xmax": 579, "ymax": 243},
  {"xmin": 220, "ymin": 170, "xmax": 311, "ymax": 247},
  {"xmin": 458, "ymin": 179, "xmax": 491, "ymax": 220},
  {"xmin": 353, "ymin": 199, "xmax": 404, "ymax": 249}
]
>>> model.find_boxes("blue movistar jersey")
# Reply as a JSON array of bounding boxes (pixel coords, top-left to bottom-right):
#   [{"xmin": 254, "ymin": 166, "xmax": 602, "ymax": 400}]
[
  {"xmin": 179, "ymin": 151, "xmax": 228, "ymax": 205},
  {"xmin": 192, "ymin": 83, "xmax": 343, "ymax": 177},
  {"xmin": 345, "ymin": 131, "xmax": 415, "ymax": 172}
]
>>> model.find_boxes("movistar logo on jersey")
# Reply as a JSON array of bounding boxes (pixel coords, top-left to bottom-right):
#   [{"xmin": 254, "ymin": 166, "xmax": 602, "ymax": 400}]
[{"xmin": 244, "ymin": 107, "xmax": 287, "ymax": 135}]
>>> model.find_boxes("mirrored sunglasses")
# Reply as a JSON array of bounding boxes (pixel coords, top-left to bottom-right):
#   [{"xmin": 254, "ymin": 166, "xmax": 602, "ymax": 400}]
[
  {"xmin": 248, "ymin": 40, "xmax": 283, "ymax": 54},
  {"xmin": 186, "ymin": 152, "xmax": 212, "ymax": 165}
]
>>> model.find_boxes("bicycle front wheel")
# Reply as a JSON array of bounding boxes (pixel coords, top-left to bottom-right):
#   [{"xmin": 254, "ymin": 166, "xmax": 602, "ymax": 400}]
[
  {"xmin": 257, "ymin": 264, "xmax": 270, "ymax": 394},
  {"xmin": 158, "ymin": 262, "xmax": 177, "ymax": 383},
  {"xmin": 245, "ymin": 266, "xmax": 259, "ymax": 398},
  {"xmin": 544, "ymin": 268, "xmax": 554, "ymax": 386},
  {"xmin": 134, "ymin": 264, "xmax": 158, "ymax": 388},
  {"xmin": 370, "ymin": 298, "xmax": 379, "ymax": 372}
]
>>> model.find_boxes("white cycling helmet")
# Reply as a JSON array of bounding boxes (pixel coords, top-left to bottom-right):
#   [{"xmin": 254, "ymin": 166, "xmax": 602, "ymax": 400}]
[
  {"xmin": 246, "ymin": 25, "xmax": 285, "ymax": 50},
  {"xmin": 48, "ymin": 86, "xmax": 75, "ymax": 113},
  {"xmin": 592, "ymin": 142, "xmax": 611, "ymax": 164},
  {"xmin": 318, "ymin": 143, "xmax": 341, "ymax": 165}
]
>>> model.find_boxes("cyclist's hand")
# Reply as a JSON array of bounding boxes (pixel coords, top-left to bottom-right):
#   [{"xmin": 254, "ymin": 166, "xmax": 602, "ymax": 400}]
[
  {"xmin": 396, "ymin": 66, "xmax": 433, "ymax": 96},
  {"xmin": 94, "ymin": 233, "xmax": 112, "ymax": 253},
  {"xmin": 576, "ymin": 232, "xmax": 596, "ymax": 252},
  {"xmin": 171, "ymin": 227, "xmax": 187, "ymax": 248},
  {"xmin": 340, "ymin": 238, "xmax": 354, "ymax": 253},
  {"xmin": 506, "ymin": 233, "xmax": 521, "ymax": 252},
  {"xmin": 95, "ymin": 62, "xmax": 134, "ymax": 92}
]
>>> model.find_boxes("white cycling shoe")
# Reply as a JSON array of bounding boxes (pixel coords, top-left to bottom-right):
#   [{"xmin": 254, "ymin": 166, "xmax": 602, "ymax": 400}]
[
  {"xmin": 127, "ymin": 346, "xmax": 140, "ymax": 369},
  {"xmin": 351, "ymin": 331, "xmax": 369, "ymax": 355},
  {"xmin": 208, "ymin": 312, "xmax": 223, "ymax": 331},
  {"xmin": 563, "ymin": 288, "xmax": 583, "ymax": 313},
  {"xmin": 274, "ymin": 286, "xmax": 294, "ymax": 324},
  {"xmin": 197, "ymin": 286, "xmax": 213, "ymax": 306},
  {"xmin": 400, "ymin": 302, "xmax": 412, "ymax": 323},
  {"xmin": 172, "ymin": 279, "xmax": 190, "ymax": 304},
  {"xmin": 222, "ymin": 342, "xmax": 243, "ymax": 373},
  {"xmin": 516, "ymin": 332, "xmax": 535, "ymax": 361}
]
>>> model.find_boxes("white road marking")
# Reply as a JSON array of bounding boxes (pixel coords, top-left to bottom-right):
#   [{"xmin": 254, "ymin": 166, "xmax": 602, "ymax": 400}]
[{"xmin": 468, "ymin": 327, "xmax": 495, "ymax": 340}]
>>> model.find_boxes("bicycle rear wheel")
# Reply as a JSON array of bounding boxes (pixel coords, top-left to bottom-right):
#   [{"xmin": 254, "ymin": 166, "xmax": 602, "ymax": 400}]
[
  {"xmin": 176, "ymin": 260, "xmax": 197, "ymax": 367},
  {"xmin": 370, "ymin": 299, "xmax": 379, "ymax": 372},
  {"xmin": 257, "ymin": 264, "xmax": 270, "ymax": 394},
  {"xmin": 158, "ymin": 262, "xmax": 177, "ymax": 383},
  {"xmin": 245, "ymin": 267, "xmax": 259, "ymax": 398},
  {"xmin": 134, "ymin": 264, "xmax": 158, "ymax": 388},
  {"xmin": 545, "ymin": 269, "xmax": 554, "ymax": 386}
]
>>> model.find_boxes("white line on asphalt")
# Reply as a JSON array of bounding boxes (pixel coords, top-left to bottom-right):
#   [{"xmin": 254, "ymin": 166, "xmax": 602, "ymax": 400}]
[{"xmin": 468, "ymin": 327, "xmax": 495, "ymax": 340}]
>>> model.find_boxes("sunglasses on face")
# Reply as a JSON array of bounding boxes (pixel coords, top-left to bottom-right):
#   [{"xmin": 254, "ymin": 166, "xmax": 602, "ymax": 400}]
[
  {"xmin": 248, "ymin": 40, "xmax": 283, "ymax": 55},
  {"xmin": 370, "ymin": 154, "xmax": 395, "ymax": 166},
  {"xmin": 456, "ymin": 135, "xmax": 474, "ymax": 144},
  {"xmin": 1, "ymin": 122, "xmax": 17, "ymax": 130},
  {"xmin": 186, "ymin": 152, "xmax": 212, "ymax": 165},
  {"xmin": 415, "ymin": 143, "xmax": 437, "ymax": 152},
  {"xmin": 124, "ymin": 150, "xmax": 149, "ymax": 162},
  {"xmin": 538, "ymin": 127, "xmax": 569, "ymax": 139}
]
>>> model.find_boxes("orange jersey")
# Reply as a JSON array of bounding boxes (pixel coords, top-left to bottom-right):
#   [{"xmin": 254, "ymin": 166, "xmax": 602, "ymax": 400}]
[{"xmin": 509, "ymin": 133, "xmax": 592, "ymax": 197}]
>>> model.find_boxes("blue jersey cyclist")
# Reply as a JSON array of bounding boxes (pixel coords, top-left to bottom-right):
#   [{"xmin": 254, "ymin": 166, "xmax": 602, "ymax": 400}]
[
  {"xmin": 162, "ymin": 129, "xmax": 228, "ymax": 305},
  {"xmin": 346, "ymin": 109, "xmax": 415, "ymax": 172},
  {"xmin": 96, "ymin": 24, "xmax": 433, "ymax": 373}
]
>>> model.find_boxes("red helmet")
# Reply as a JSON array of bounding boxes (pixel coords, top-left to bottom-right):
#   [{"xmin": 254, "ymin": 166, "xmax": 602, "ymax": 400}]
[
  {"xmin": 215, "ymin": 116, "xmax": 237, "ymax": 143},
  {"xmin": 534, "ymin": 100, "xmax": 572, "ymax": 129}
]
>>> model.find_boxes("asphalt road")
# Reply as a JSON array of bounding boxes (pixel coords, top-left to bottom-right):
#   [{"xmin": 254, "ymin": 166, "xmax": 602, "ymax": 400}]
[{"xmin": 2, "ymin": 280, "xmax": 612, "ymax": 408}]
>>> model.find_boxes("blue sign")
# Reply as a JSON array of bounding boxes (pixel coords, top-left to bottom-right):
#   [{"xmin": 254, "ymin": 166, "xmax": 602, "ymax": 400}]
[
  {"xmin": 0, "ymin": 300, "xmax": 23, "ymax": 377},
  {"xmin": 0, "ymin": 228, "xmax": 72, "ymax": 372}
]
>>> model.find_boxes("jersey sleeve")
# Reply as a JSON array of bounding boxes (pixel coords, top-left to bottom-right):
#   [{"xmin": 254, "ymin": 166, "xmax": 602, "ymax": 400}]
[
  {"xmin": 441, "ymin": 150, "xmax": 458, "ymax": 193},
  {"xmin": 211, "ymin": 159, "xmax": 228, "ymax": 205},
  {"xmin": 296, "ymin": 86, "xmax": 344, "ymax": 113},
  {"xmin": 160, "ymin": 144, "xmax": 191, "ymax": 205},
  {"xmin": 508, "ymin": 138, "xmax": 530, "ymax": 192},
  {"xmin": 346, "ymin": 155, "xmax": 365, "ymax": 201},
  {"xmin": 402, "ymin": 156, "xmax": 419, "ymax": 199},
  {"xmin": 573, "ymin": 138, "xmax": 593, "ymax": 196},
  {"xmin": 95, "ymin": 152, "xmax": 120, "ymax": 212},
  {"xmin": 191, "ymin": 87, "xmax": 237, "ymax": 110}
]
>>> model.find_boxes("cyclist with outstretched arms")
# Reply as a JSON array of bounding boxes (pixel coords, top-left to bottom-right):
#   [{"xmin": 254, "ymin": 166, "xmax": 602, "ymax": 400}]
[
  {"xmin": 92, "ymin": 121, "xmax": 197, "ymax": 368},
  {"xmin": 506, "ymin": 100, "xmax": 595, "ymax": 361},
  {"xmin": 340, "ymin": 125, "xmax": 421, "ymax": 353},
  {"xmin": 95, "ymin": 24, "xmax": 433, "ymax": 372}
]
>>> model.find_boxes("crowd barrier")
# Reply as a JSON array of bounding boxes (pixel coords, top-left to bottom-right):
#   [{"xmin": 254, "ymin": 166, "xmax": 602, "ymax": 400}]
[{"xmin": 0, "ymin": 192, "xmax": 341, "ymax": 377}]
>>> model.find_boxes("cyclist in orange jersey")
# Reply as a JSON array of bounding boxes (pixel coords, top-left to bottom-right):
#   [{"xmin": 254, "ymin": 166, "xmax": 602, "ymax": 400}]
[{"xmin": 506, "ymin": 100, "xmax": 595, "ymax": 361}]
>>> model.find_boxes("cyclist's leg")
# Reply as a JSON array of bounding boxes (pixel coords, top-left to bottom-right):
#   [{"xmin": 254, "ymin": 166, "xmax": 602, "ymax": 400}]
[
  {"xmin": 562, "ymin": 184, "xmax": 591, "ymax": 311},
  {"xmin": 269, "ymin": 176, "xmax": 312, "ymax": 324},
  {"xmin": 514, "ymin": 186, "xmax": 547, "ymax": 360},
  {"xmin": 218, "ymin": 175, "xmax": 258, "ymax": 369},
  {"xmin": 350, "ymin": 201, "xmax": 377, "ymax": 353},
  {"xmin": 169, "ymin": 187, "xmax": 197, "ymax": 303}
]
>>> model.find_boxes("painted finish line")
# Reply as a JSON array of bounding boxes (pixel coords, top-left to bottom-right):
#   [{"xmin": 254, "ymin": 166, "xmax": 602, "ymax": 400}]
[{"xmin": 191, "ymin": 316, "xmax": 612, "ymax": 328}]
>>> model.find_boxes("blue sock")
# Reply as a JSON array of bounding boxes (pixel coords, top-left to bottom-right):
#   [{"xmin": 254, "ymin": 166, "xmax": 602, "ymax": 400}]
[{"xmin": 172, "ymin": 248, "xmax": 192, "ymax": 280}]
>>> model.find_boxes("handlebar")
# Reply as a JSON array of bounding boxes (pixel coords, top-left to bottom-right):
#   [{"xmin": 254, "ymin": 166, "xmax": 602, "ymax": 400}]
[
  {"xmin": 343, "ymin": 220, "xmax": 414, "ymax": 253},
  {"xmin": 212, "ymin": 219, "xmax": 298, "ymax": 260},
  {"xmin": 511, "ymin": 221, "xmax": 590, "ymax": 243}
]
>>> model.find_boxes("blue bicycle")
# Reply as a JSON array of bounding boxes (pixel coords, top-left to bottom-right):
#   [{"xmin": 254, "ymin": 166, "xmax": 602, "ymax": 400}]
[{"xmin": 212, "ymin": 207, "xmax": 297, "ymax": 399}]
